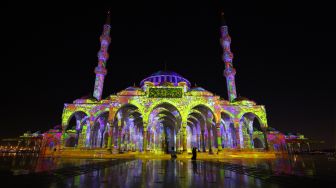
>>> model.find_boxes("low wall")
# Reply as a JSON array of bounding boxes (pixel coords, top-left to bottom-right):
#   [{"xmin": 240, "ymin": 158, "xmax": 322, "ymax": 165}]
[{"xmin": 42, "ymin": 147, "xmax": 279, "ymax": 159}]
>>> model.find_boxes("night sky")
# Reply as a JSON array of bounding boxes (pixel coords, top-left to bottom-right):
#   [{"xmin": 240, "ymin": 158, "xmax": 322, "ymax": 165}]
[{"xmin": 1, "ymin": 2, "xmax": 334, "ymax": 149}]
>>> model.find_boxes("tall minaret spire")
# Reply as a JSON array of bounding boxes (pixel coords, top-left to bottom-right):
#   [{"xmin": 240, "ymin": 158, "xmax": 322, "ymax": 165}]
[
  {"xmin": 220, "ymin": 12, "xmax": 237, "ymax": 102},
  {"xmin": 93, "ymin": 11, "xmax": 111, "ymax": 100}
]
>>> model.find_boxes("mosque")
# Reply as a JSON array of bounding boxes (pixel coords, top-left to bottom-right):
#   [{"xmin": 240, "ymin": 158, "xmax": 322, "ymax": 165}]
[{"xmin": 56, "ymin": 12, "xmax": 286, "ymax": 154}]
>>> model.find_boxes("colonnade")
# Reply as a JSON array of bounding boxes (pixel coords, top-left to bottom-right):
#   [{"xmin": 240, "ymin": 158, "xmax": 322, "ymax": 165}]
[{"xmin": 62, "ymin": 106, "xmax": 268, "ymax": 153}]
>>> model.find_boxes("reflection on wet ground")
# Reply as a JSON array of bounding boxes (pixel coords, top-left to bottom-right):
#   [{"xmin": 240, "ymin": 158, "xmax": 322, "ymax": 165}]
[
  {"xmin": 0, "ymin": 153, "xmax": 109, "ymax": 175},
  {"xmin": 216, "ymin": 154, "xmax": 336, "ymax": 179},
  {"xmin": 54, "ymin": 159, "xmax": 281, "ymax": 188},
  {"xmin": 1, "ymin": 154, "xmax": 335, "ymax": 187}
]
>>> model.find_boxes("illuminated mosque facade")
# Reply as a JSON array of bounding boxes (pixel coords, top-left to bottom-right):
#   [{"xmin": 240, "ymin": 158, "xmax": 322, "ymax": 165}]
[{"xmin": 59, "ymin": 12, "xmax": 283, "ymax": 154}]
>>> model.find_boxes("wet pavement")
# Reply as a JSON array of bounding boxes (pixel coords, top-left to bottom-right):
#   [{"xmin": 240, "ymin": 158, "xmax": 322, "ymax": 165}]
[
  {"xmin": 24, "ymin": 159, "xmax": 281, "ymax": 188},
  {"xmin": 0, "ymin": 153, "xmax": 111, "ymax": 174},
  {"xmin": 49, "ymin": 159, "xmax": 335, "ymax": 188},
  {"xmin": 1, "ymin": 154, "xmax": 336, "ymax": 187}
]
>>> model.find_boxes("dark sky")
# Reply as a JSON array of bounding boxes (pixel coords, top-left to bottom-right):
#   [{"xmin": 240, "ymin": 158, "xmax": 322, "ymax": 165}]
[{"xmin": 1, "ymin": 1, "xmax": 334, "ymax": 149}]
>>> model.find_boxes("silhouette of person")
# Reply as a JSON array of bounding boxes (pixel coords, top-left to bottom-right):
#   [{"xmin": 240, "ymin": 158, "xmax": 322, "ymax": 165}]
[
  {"xmin": 171, "ymin": 147, "xmax": 177, "ymax": 159},
  {"xmin": 191, "ymin": 147, "xmax": 197, "ymax": 160}
]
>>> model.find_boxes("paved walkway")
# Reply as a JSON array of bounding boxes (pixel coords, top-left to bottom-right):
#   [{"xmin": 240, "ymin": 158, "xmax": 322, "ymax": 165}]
[
  {"xmin": 47, "ymin": 159, "xmax": 282, "ymax": 188},
  {"xmin": 3, "ymin": 158, "xmax": 335, "ymax": 187}
]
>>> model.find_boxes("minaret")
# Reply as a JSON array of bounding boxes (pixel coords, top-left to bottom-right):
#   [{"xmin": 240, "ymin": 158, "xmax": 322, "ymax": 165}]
[
  {"xmin": 93, "ymin": 11, "xmax": 111, "ymax": 100},
  {"xmin": 220, "ymin": 12, "xmax": 237, "ymax": 102}
]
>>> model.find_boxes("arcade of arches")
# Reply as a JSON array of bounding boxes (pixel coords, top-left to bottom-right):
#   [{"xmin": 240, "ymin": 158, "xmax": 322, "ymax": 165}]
[{"xmin": 62, "ymin": 101, "xmax": 269, "ymax": 153}]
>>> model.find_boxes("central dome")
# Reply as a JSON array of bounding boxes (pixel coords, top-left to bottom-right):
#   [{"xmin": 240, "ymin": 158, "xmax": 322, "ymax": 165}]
[{"xmin": 140, "ymin": 70, "xmax": 191, "ymax": 87}]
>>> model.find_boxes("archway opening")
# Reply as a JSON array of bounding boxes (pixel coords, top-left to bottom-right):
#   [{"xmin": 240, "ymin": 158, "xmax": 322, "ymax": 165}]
[
  {"xmin": 65, "ymin": 137, "xmax": 76, "ymax": 147},
  {"xmin": 147, "ymin": 103, "xmax": 182, "ymax": 154},
  {"xmin": 113, "ymin": 104, "xmax": 143, "ymax": 152},
  {"xmin": 240, "ymin": 112, "xmax": 265, "ymax": 149},
  {"xmin": 91, "ymin": 111, "xmax": 109, "ymax": 148},
  {"xmin": 187, "ymin": 105, "xmax": 216, "ymax": 153},
  {"xmin": 253, "ymin": 138, "xmax": 264, "ymax": 148},
  {"xmin": 220, "ymin": 112, "xmax": 236, "ymax": 149},
  {"xmin": 64, "ymin": 111, "xmax": 88, "ymax": 147}
]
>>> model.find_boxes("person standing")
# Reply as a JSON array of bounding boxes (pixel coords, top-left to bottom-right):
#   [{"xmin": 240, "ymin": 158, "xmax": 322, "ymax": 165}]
[
  {"xmin": 171, "ymin": 147, "xmax": 177, "ymax": 159},
  {"xmin": 191, "ymin": 147, "xmax": 197, "ymax": 160}
]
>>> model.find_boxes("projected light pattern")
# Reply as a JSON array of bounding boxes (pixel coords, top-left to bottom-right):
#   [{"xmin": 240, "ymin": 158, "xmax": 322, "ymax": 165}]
[
  {"xmin": 58, "ymin": 74, "xmax": 274, "ymax": 154},
  {"xmin": 93, "ymin": 11, "xmax": 111, "ymax": 101},
  {"xmin": 40, "ymin": 12, "xmax": 289, "ymax": 156},
  {"xmin": 221, "ymin": 13, "xmax": 237, "ymax": 102}
]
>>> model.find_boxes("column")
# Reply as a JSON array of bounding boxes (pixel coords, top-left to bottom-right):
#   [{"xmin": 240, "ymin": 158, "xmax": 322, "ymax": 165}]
[
  {"xmin": 242, "ymin": 125, "xmax": 251, "ymax": 149},
  {"xmin": 216, "ymin": 125, "xmax": 223, "ymax": 151},
  {"xmin": 61, "ymin": 130, "xmax": 66, "ymax": 149},
  {"xmin": 89, "ymin": 118, "xmax": 95, "ymax": 148},
  {"xmin": 142, "ymin": 121, "xmax": 148, "ymax": 152},
  {"xmin": 197, "ymin": 134, "xmax": 200, "ymax": 151},
  {"xmin": 175, "ymin": 131, "xmax": 179, "ymax": 151},
  {"xmin": 182, "ymin": 128, "xmax": 187, "ymax": 152},
  {"xmin": 174, "ymin": 129, "xmax": 177, "ymax": 151},
  {"xmin": 262, "ymin": 127, "xmax": 269, "ymax": 151},
  {"xmin": 143, "ymin": 126, "xmax": 147, "ymax": 152},
  {"xmin": 78, "ymin": 124, "xmax": 87, "ymax": 148},
  {"xmin": 90, "ymin": 128, "xmax": 95, "ymax": 147},
  {"xmin": 233, "ymin": 119, "xmax": 241, "ymax": 149},
  {"xmin": 180, "ymin": 121, "xmax": 188, "ymax": 153},
  {"xmin": 77, "ymin": 130, "xmax": 82, "ymax": 148},
  {"xmin": 118, "ymin": 126, "xmax": 122, "ymax": 153},
  {"xmin": 208, "ymin": 129, "xmax": 213, "ymax": 153},
  {"xmin": 84, "ymin": 120, "xmax": 91, "ymax": 147},
  {"xmin": 75, "ymin": 119, "xmax": 82, "ymax": 148},
  {"xmin": 201, "ymin": 130, "xmax": 206, "ymax": 152},
  {"xmin": 180, "ymin": 131, "xmax": 183, "ymax": 151},
  {"xmin": 107, "ymin": 122, "xmax": 113, "ymax": 150},
  {"xmin": 107, "ymin": 108, "xmax": 116, "ymax": 151},
  {"xmin": 248, "ymin": 120, "xmax": 254, "ymax": 148}
]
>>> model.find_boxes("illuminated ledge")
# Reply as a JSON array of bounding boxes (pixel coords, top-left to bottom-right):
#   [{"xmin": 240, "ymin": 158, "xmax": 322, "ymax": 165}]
[{"xmin": 43, "ymin": 149, "xmax": 278, "ymax": 159}]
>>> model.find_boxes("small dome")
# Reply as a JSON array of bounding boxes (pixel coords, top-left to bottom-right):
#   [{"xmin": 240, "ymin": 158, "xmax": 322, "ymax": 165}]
[
  {"xmin": 140, "ymin": 70, "xmax": 191, "ymax": 87},
  {"xmin": 189, "ymin": 87, "xmax": 206, "ymax": 91},
  {"xmin": 231, "ymin": 96, "xmax": 256, "ymax": 105},
  {"xmin": 186, "ymin": 87, "xmax": 213, "ymax": 96},
  {"xmin": 150, "ymin": 71, "xmax": 183, "ymax": 77},
  {"xmin": 232, "ymin": 96, "xmax": 250, "ymax": 102},
  {"xmin": 117, "ymin": 86, "xmax": 145, "ymax": 96},
  {"xmin": 125, "ymin": 86, "xmax": 142, "ymax": 91},
  {"xmin": 74, "ymin": 94, "xmax": 98, "ymax": 103}
]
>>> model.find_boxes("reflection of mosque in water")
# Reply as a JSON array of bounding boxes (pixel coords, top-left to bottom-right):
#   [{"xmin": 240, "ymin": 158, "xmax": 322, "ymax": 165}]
[
  {"xmin": 57, "ymin": 158, "xmax": 322, "ymax": 187},
  {"xmin": 44, "ymin": 11, "xmax": 289, "ymax": 155},
  {"xmin": 2, "ymin": 154, "xmax": 330, "ymax": 186}
]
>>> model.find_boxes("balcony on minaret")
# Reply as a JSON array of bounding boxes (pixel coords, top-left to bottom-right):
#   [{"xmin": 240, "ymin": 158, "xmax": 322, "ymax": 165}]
[
  {"xmin": 224, "ymin": 67, "xmax": 236, "ymax": 77},
  {"xmin": 94, "ymin": 65, "xmax": 107, "ymax": 76}
]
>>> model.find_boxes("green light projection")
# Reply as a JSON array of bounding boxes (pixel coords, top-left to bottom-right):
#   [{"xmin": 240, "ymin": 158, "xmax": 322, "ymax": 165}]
[
  {"xmin": 61, "ymin": 83, "xmax": 268, "ymax": 153},
  {"xmin": 148, "ymin": 87, "xmax": 183, "ymax": 98}
]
